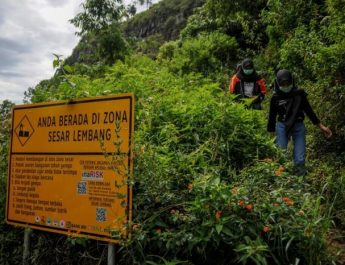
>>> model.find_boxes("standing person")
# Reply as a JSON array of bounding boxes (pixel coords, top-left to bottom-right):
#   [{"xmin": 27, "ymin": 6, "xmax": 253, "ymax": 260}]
[
  {"xmin": 229, "ymin": 58, "xmax": 267, "ymax": 109},
  {"xmin": 267, "ymin": 69, "xmax": 332, "ymax": 175}
]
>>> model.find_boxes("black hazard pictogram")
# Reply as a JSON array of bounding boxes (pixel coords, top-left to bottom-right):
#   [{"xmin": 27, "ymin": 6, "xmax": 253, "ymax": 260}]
[{"xmin": 14, "ymin": 115, "xmax": 35, "ymax": 146}]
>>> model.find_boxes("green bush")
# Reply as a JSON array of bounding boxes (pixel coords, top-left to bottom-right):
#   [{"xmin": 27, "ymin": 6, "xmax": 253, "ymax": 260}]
[
  {"xmin": 165, "ymin": 32, "xmax": 238, "ymax": 77},
  {"xmin": 4, "ymin": 0, "xmax": 345, "ymax": 259},
  {"xmin": 19, "ymin": 56, "xmax": 337, "ymax": 264}
]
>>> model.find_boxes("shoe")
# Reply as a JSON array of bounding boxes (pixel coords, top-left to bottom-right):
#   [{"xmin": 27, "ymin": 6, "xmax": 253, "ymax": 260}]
[{"xmin": 294, "ymin": 164, "xmax": 307, "ymax": 176}]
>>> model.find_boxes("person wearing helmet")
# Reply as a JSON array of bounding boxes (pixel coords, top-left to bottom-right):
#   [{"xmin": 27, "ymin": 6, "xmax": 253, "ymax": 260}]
[
  {"xmin": 267, "ymin": 69, "xmax": 332, "ymax": 175},
  {"xmin": 229, "ymin": 58, "xmax": 267, "ymax": 109}
]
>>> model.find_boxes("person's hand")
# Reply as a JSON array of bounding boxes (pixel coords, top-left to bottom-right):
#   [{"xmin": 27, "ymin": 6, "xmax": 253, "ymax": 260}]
[{"xmin": 318, "ymin": 123, "xmax": 332, "ymax": 138}]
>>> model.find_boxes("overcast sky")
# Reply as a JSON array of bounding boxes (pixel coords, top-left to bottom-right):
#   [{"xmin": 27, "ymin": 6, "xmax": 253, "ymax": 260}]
[{"xmin": 0, "ymin": 0, "xmax": 158, "ymax": 105}]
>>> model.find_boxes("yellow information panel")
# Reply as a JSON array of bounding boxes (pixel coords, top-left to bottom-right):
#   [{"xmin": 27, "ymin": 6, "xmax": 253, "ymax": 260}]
[{"xmin": 6, "ymin": 94, "xmax": 134, "ymax": 243}]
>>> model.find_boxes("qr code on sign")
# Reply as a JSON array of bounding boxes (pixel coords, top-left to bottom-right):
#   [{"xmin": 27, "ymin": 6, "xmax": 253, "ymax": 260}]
[
  {"xmin": 96, "ymin": 208, "xmax": 107, "ymax": 222},
  {"xmin": 77, "ymin": 181, "xmax": 87, "ymax": 195}
]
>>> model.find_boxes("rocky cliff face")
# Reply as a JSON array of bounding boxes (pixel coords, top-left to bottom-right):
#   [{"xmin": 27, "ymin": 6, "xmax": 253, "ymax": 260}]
[
  {"xmin": 66, "ymin": 0, "xmax": 205, "ymax": 65},
  {"xmin": 124, "ymin": 0, "xmax": 205, "ymax": 41}
]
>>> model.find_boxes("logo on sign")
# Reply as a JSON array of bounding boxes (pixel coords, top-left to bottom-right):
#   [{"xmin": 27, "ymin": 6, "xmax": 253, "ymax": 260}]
[
  {"xmin": 14, "ymin": 115, "xmax": 35, "ymax": 146},
  {"xmin": 59, "ymin": 220, "xmax": 65, "ymax": 228}
]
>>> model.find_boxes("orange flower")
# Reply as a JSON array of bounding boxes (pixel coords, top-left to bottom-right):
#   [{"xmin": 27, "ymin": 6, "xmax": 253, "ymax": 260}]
[
  {"xmin": 245, "ymin": 204, "xmax": 253, "ymax": 211},
  {"xmin": 155, "ymin": 228, "xmax": 162, "ymax": 234},
  {"xmin": 286, "ymin": 200, "xmax": 294, "ymax": 206},
  {"xmin": 215, "ymin": 210, "xmax": 222, "ymax": 219},
  {"xmin": 282, "ymin": 197, "xmax": 294, "ymax": 206},
  {"xmin": 262, "ymin": 226, "xmax": 270, "ymax": 233},
  {"xmin": 275, "ymin": 165, "xmax": 285, "ymax": 176},
  {"xmin": 238, "ymin": 200, "xmax": 245, "ymax": 206},
  {"xmin": 187, "ymin": 183, "xmax": 193, "ymax": 191}
]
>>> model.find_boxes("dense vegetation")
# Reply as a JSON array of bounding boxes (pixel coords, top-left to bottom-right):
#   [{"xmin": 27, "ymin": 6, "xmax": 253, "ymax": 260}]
[
  {"xmin": 67, "ymin": 0, "xmax": 205, "ymax": 65},
  {"xmin": 1, "ymin": 0, "xmax": 345, "ymax": 264}
]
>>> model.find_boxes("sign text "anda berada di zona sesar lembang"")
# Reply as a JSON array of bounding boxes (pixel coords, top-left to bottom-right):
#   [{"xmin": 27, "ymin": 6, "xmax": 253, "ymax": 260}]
[{"xmin": 37, "ymin": 111, "xmax": 128, "ymax": 142}]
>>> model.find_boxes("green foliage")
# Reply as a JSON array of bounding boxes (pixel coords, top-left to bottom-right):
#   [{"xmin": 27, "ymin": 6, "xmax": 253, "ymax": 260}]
[
  {"xmin": 0, "ymin": 100, "xmax": 14, "ymax": 123},
  {"xmin": 181, "ymin": 0, "xmax": 267, "ymax": 51},
  {"xmin": 124, "ymin": 0, "xmax": 205, "ymax": 42},
  {"xmin": 15, "ymin": 56, "xmax": 339, "ymax": 264},
  {"xmin": 69, "ymin": 0, "xmax": 130, "ymax": 65},
  {"xmin": 97, "ymin": 23, "xmax": 130, "ymax": 64},
  {"xmin": 0, "ymin": 100, "xmax": 14, "ymax": 196},
  {"xmin": 306, "ymin": 157, "xmax": 345, "ymax": 227},
  {"xmin": 136, "ymin": 34, "xmax": 165, "ymax": 59},
  {"xmin": 256, "ymin": 0, "xmax": 345, "ymax": 160},
  {"xmin": 70, "ymin": 0, "xmax": 125, "ymax": 36},
  {"xmin": 3, "ymin": 0, "xmax": 345, "ymax": 263},
  {"xmin": 68, "ymin": 26, "xmax": 129, "ymax": 66},
  {"xmin": 231, "ymin": 162, "xmax": 333, "ymax": 265},
  {"xmin": 162, "ymin": 32, "xmax": 238, "ymax": 77},
  {"xmin": 157, "ymin": 41, "xmax": 178, "ymax": 61},
  {"xmin": 0, "ymin": 100, "xmax": 23, "ymax": 265}
]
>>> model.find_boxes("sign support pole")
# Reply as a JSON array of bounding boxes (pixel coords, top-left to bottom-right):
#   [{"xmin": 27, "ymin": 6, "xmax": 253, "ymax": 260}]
[
  {"xmin": 107, "ymin": 243, "xmax": 116, "ymax": 265},
  {"xmin": 22, "ymin": 228, "xmax": 31, "ymax": 265}
]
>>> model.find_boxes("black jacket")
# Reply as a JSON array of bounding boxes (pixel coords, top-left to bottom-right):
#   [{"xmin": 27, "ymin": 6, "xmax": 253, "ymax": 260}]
[{"xmin": 267, "ymin": 88, "xmax": 320, "ymax": 132}]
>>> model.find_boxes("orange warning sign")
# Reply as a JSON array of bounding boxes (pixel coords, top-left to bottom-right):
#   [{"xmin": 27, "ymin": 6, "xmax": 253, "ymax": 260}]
[{"xmin": 6, "ymin": 94, "xmax": 134, "ymax": 243}]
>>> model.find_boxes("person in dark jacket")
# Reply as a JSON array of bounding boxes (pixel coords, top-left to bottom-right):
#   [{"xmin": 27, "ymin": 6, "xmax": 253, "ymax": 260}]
[
  {"xmin": 229, "ymin": 58, "xmax": 267, "ymax": 109},
  {"xmin": 267, "ymin": 69, "xmax": 332, "ymax": 175}
]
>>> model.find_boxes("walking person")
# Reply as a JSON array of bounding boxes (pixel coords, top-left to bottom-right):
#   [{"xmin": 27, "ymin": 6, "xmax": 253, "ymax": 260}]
[
  {"xmin": 267, "ymin": 69, "xmax": 332, "ymax": 175},
  {"xmin": 229, "ymin": 58, "xmax": 267, "ymax": 109}
]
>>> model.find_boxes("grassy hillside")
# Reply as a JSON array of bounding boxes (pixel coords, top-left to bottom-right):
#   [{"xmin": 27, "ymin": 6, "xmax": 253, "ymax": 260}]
[
  {"xmin": 1, "ymin": 0, "xmax": 345, "ymax": 264},
  {"xmin": 5, "ymin": 55, "xmax": 337, "ymax": 264}
]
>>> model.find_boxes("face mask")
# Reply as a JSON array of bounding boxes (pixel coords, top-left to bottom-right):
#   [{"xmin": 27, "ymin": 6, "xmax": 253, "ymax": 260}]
[
  {"xmin": 279, "ymin": 85, "xmax": 293, "ymax": 93},
  {"xmin": 243, "ymin": 69, "xmax": 254, "ymax": 75}
]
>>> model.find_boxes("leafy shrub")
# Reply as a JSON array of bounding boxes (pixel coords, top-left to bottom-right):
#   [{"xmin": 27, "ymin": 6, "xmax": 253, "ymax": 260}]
[
  {"xmin": 22, "ymin": 55, "xmax": 335, "ymax": 264},
  {"xmin": 4, "ymin": 0, "xmax": 345, "ymax": 259},
  {"xmin": 164, "ymin": 32, "xmax": 238, "ymax": 77},
  {"xmin": 128, "ymin": 159, "xmax": 335, "ymax": 264},
  {"xmin": 157, "ymin": 41, "xmax": 178, "ymax": 61}
]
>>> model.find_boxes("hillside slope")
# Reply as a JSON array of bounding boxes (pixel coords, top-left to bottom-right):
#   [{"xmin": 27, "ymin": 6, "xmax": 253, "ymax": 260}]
[
  {"xmin": 124, "ymin": 0, "xmax": 205, "ymax": 40},
  {"xmin": 66, "ymin": 0, "xmax": 205, "ymax": 64}
]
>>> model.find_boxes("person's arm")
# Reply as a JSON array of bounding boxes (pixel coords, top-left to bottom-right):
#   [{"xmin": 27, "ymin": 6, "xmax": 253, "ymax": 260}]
[
  {"xmin": 302, "ymin": 92, "xmax": 320, "ymax": 125},
  {"xmin": 303, "ymin": 92, "xmax": 332, "ymax": 138},
  {"xmin": 267, "ymin": 96, "xmax": 278, "ymax": 132},
  {"xmin": 229, "ymin": 75, "xmax": 240, "ymax": 94}
]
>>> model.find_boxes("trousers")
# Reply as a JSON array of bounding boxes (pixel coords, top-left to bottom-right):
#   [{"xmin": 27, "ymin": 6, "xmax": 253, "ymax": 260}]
[{"xmin": 276, "ymin": 121, "xmax": 306, "ymax": 166}]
